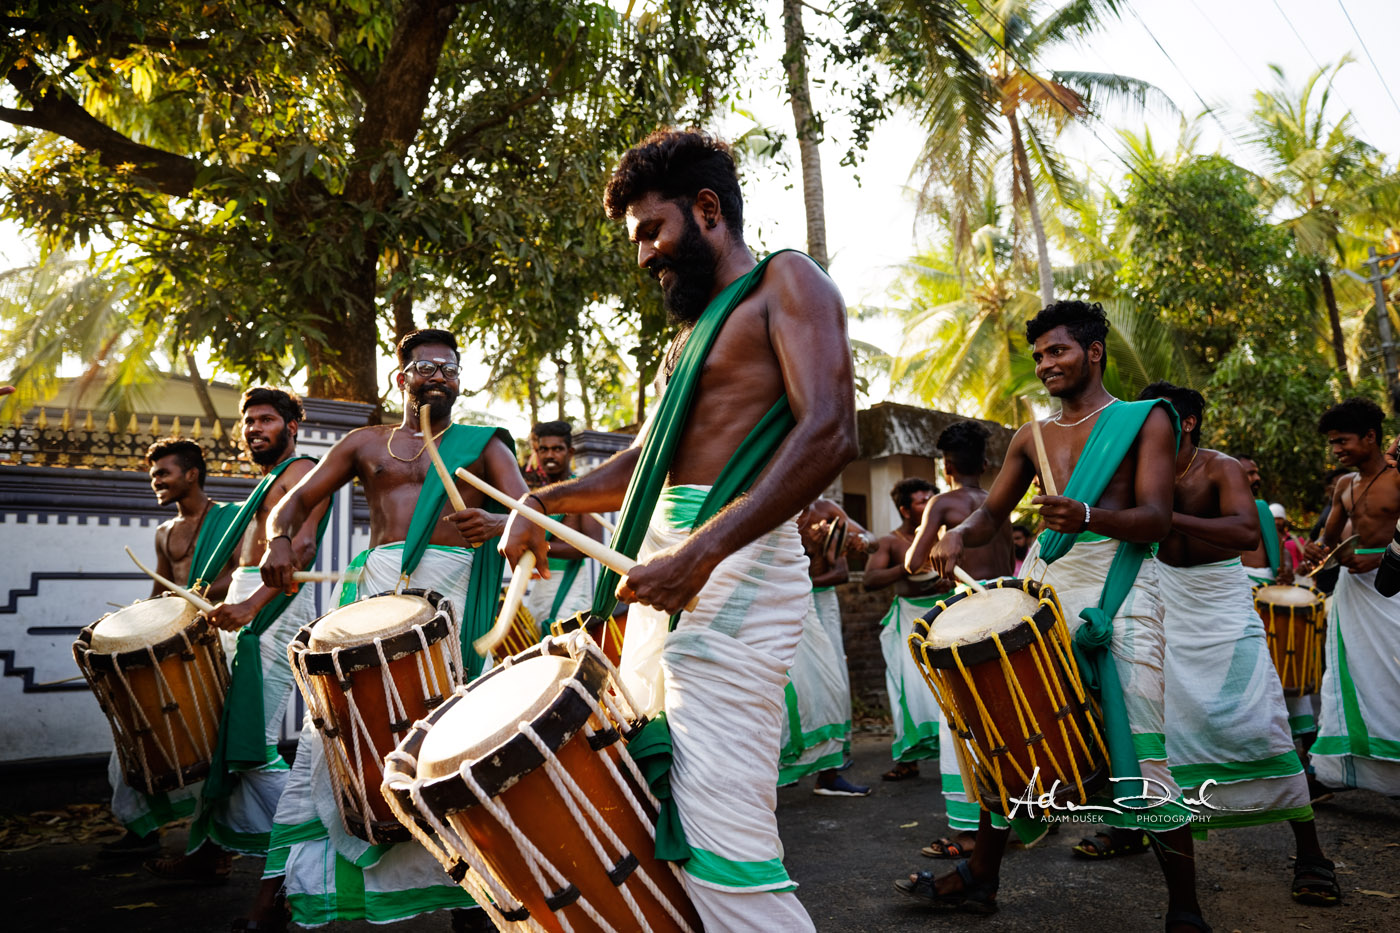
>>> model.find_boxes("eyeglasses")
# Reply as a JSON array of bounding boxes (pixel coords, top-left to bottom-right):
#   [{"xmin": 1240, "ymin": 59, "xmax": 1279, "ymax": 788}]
[{"xmin": 405, "ymin": 360, "xmax": 461, "ymax": 379}]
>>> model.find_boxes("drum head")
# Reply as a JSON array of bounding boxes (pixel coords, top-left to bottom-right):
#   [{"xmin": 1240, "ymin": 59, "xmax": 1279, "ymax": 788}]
[
  {"xmin": 1255, "ymin": 584, "xmax": 1321, "ymax": 608},
  {"xmin": 89, "ymin": 597, "xmax": 198, "ymax": 653},
  {"xmin": 924, "ymin": 586, "xmax": 1040, "ymax": 650},
  {"xmin": 309, "ymin": 593, "xmax": 436, "ymax": 650},
  {"xmin": 416, "ymin": 654, "xmax": 576, "ymax": 780}
]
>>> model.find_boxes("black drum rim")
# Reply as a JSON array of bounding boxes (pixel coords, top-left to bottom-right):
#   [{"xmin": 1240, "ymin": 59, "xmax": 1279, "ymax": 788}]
[{"xmin": 912, "ymin": 576, "xmax": 1060, "ymax": 669}]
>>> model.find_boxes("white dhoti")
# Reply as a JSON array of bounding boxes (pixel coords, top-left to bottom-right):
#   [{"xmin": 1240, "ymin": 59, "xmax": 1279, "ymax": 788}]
[
  {"xmin": 618, "ymin": 485, "xmax": 816, "ymax": 933},
  {"xmin": 108, "ymin": 751, "xmax": 199, "ymax": 838},
  {"xmin": 267, "ymin": 543, "xmax": 477, "ymax": 926},
  {"xmin": 185, "ymin": 567, "xmax": 315, "ymax": 855},
  {"xmin": 522, "ymin": 556, "xmax": 595, "ymax": 628},
  {"xmin": 877, "ymin": 595, "xmax": 942, "ymax": 763},
  {"xmin": 778, "ymin": 588, "xmax": 851, "ymax": 783},
  {"xmin": 1158, "ymin": 560, "xmax": 1311, "ymax": 828},
  {"xmin": 1312, "ymin": 567, "xmax": 1400, "ymax": 795},
  {"xmin": 1021, "ymin": 537, "xmax": 1184, "ymax": 830}
]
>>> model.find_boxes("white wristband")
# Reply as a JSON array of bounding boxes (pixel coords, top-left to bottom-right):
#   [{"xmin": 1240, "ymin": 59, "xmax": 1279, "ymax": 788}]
[{"xmin": 1082, "ymin": 502, "xmax": 1091, "ymax": 531}]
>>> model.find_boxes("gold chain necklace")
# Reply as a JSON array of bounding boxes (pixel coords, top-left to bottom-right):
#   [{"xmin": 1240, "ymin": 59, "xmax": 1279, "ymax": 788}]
[
  {"xmin": 1051, "ymin": 397, "xmax": 1118, "ymax": 428},
  {"xmin": 1176, "ymin": 447, "xmax": 1199, "ymax": 479},
  {"xmin": 387, "ymin": 424, "xmax": 449, "ymax": 463}
]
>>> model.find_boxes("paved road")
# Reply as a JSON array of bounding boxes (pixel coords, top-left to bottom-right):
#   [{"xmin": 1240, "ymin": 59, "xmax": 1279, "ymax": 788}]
[{"xmin": 2, "ymin": 732, "xmax": 1395, "ymax": 931}]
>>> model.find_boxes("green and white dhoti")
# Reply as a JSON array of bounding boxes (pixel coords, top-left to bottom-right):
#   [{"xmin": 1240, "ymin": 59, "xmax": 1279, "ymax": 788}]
[
  {"xmin": 1158, "ymin": 559, "xmax": 1311, "ymax": 828},
  {"xmin": 778, "ymin": 587, "xmax": 851, "ymax": 783},
  {"xmin": 619, "ymin": 486, "xmax": 816, "ymax": 933},
  {"xmin": 266, "ymin": 544, "xmax": 478, "ymax": 926},
  {"xmin": 523, "ymin": 556, "xmax": 594, "ymax": 631},
  {"xmin": 1312, "ymin": 566, "xmax": 1400, "ymax": 795},
  {"xmin": 877, "ymin": 595, "xmax": 941, "ymax": 763}
]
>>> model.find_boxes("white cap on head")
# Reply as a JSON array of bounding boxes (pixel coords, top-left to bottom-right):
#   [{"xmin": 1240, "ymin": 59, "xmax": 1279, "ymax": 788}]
[{"xmin": 1269, "ymin": 502, "xmax": 1287, "ymax": 520}]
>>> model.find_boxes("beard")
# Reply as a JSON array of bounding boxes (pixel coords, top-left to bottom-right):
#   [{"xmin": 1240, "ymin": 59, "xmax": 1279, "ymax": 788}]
[
  {"xmin": 249, "ymin": 426, "xmax": 291, "ymax": 466},
  {"xmin": 650, "ymin": 213, "xmax": 717, "ymax": 324},
  {"xmin": 410, "ymin": 383, "xmax": 458, "ymax": 423}
]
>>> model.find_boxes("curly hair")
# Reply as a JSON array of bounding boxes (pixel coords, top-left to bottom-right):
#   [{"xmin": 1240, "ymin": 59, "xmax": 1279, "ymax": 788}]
[
  {"xmin": 937, "ymin": 420, "xmax": 989, "ymax": 475},
  {"xmin": 146, "ymin": 437, "xmax": 207, "ymax": 487},
  {"xmin": 1138, "ymin": 381, "xmax": 1205, "ymax": 445},
  {"xmin": 1025, "ymin": 300, "xmax": 1111, "ymax": 368},
  {"xmin": 1318, "ymin": 397, "xmax": 1384, "ymax": 444},
  {"xmin": 890, "ymin": 477, "xmax": 936, "ymax": 513},
  {"xmin": 240, "ymin": 386, "xmax": 304, "ymax": 425},
  {"xmin": 397, "ymin": 328, "xmax": 459, "ymax": 367},
  {"xmin": 603, "ymin": 128, "xmax": 744, "ymax": 234},
  {"xmin": 531, "ymin": 420, "xmax": 572, "ymax": 445}
]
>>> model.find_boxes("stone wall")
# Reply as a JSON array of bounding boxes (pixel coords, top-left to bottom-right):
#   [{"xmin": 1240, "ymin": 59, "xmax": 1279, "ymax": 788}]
[{"xmin": 835, "ymin": 577, "xmax": 895, "ymax": 717}]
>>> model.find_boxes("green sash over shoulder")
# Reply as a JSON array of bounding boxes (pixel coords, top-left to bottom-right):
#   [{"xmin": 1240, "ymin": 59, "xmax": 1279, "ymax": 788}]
[
  {"xmin": 1034, "ymin": 400, "xmax": 1185, "ymax": 821},
  {"xmin": 1255, "ymin": 500, "xmax": 1281, "ymax": 572},
  {"xmin": 592, "ymin": 250, "xmax": 819, "ymax": 863},
  {"xmin": 191, "ymin": 455, "xmax": 331, "ymax": 849},
  {"xmin": 188, "ymin": 502, "xmax": 248, "ymax": 590},
  {"xmin": 336, "ymin": 424, "xmax": 512, "ymax": 680}
]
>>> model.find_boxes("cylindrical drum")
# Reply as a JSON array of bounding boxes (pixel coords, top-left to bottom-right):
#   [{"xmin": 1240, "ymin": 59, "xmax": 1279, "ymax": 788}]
[
  {"xmin": 382, "ymin": 632, "xmax": 699, "ymax": 933},
  {"xmin": 1253, "ymin": 583, "xmax": 1326, "ymax": 696},
  {"xmin": 73, "ymin": 595, "xmax": 229, "ymax": 795},
  {"xmin": 549, "ymin": 611, "xmax": 626, "ymax": 668},
  {"xmin": 289, "ymin": 589, "xmax": 461, "ymax": 844},
  {"xmin": 908, "ymin": 578, "xmax": 1109, "ymax": 817}
]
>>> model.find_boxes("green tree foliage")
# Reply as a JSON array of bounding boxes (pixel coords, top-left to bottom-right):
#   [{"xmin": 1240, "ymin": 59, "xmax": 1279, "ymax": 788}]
[{"xmin": 0, "ymin": 0, "xmax": 753, "ymax": 406}]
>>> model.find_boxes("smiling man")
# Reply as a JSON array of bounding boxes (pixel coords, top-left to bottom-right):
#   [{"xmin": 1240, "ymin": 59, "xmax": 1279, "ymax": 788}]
[
  {"xmin": 522, "ymin": 420, "xmax": 603, "ymax": 629},
  {"xmin": 1305, "ymin": 398, "xmax": 1400, "ymax": 796},
  {"xmin": 502, "ymin": 129, "xmax": 856, "ymax": 932}
]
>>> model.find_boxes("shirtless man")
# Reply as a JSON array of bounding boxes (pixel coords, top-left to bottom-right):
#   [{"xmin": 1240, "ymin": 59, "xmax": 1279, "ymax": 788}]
[
  {"xmin": 1238, "ymin": 455, "xmax": 1293, "ymax": 585},
  {"xmin": 865, "ymin": 477, "xmax": 944, "ymax": 779},
  {"xmin": 146, "ymin": 388, "xmax": 329, "ymax": 889},
  {"xmin": 522, "ymin": 420, "xmax": 603, "ymax": 628},
  {"xmin": 1303, "ymin": 398, "xmax": 1400, "ymax": 796},
  {"xmin": 1141, "ymin": 382, "xmax": 1337, "ymax": 907},
  {"xmin": 502, "ymin": 129, "xmax": 855, "ymax": 932},
  {"xmin": 900, "ymin": 300, "xmax": 1205, "ymax": 933},
  {"xmin": 257, "ymin": 329, "xmax": 525, "ymax": 930},
  {"xmin": 147, "ymin": 438, "xmax": 232, "ymax": 600},
  {"xmin": 903, "ymin": 419, "xmax": 1015, "ymax": 857}
]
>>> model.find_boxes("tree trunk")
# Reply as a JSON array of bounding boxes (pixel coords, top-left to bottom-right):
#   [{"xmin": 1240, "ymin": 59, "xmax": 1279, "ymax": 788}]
[
  {"xmin": 305, "ymin": 251, "xmax": 382, "ymax": 404},
  {"xmin": 527, "ymin": 370, "xmax": 540, "ymax": 427},
  {"xmin": 1007, "ymin": 110, "xmax": 1054, "ymax": 306},
  {"xmin": 637, "ymin": 377, "xmax": 645, "ymax": 425},
  {"xmin": 183, "ymin": 351, "xmax": 221, "ymax": 425},
  {"xmin": 1319, "ymin": 263, "xmax": 1351, "ymax": 386},
  {"xmin": 573, "ymin": 334, "xmax": 593, "ymax": 429},
  {"xmin": 389, "ymin": 249, "xmax": 416, "ymax": 348},
  {"xmin": 554, "ymin": 356, "xmax": 567, "ymax": 421},
  {"xmin": 783, "ymin": 0, "xmax": 829, "ymax": 268}
]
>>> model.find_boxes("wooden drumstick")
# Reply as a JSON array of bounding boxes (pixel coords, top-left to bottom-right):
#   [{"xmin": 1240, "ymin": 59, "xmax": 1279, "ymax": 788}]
[
  {"xmin": 421, "ymin": 409, "xmax": 467, "ymax": 512},
  {"xmin": 590, "ymin": 512, "xmax": 616, "ymax": 534},
  {"xmin": 1026, "ymin": 402, "xmax": 1059, "ymax": 498},
  {"xmin": 473, "ymin": 551, "xmax": 536, "ymax": 657},
  {"xmin": 952, "ymin": 566, "xmax": 988, "ymax": 594},
  {"xmin": 123, "ymin": 546, "xmax": 216, "ymax": 614},
  {"xmin": 291, "ymin": 570, "xmax": 362, "ymax": 584},
  {"xmin": 453, "ymin": 466, "xmax": 700, "ymax": 612}
]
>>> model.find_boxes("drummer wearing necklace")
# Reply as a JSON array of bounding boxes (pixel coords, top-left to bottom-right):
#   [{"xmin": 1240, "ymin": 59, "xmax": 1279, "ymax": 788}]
[
  {"xmin": 255, "ymin": 329, "xmax": 525, "ymax": 931},
  {"xmin": 903, "ymin": 300, "xmax": 1209, "ymax": 933},
  {"xmin": 1302, "ymin": 398, "xmax": 1400, "ymax": 798}
]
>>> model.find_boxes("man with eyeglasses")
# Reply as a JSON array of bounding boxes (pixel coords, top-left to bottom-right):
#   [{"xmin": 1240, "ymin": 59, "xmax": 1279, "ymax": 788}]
[{"xmin": 254, "ymin": 328, "xmax": 525, "ymax": 931}]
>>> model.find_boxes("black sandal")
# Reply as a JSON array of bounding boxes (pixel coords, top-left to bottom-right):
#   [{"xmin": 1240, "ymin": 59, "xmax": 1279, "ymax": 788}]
[
  {"xmin": 882, "ymin": 761, "xmax": 920, "ymax": 781},
  {"xmin": 1292, "ymin": 854, "xmax": 1342, "ymax": 906},
  {"xmin": 893, "ymin": 859, "xmax": 998, "ymax": 914},
  {"xmin": 1072, "ymin": 829, "xmax": 1151, "ymax": 860},
  {"xmin": 921, "ymin": 834, "xmax": 975, "ymax": 859},
  {"xmin": 1164, "ymin": 910, "xmax": 1212, "ymax": 932}
]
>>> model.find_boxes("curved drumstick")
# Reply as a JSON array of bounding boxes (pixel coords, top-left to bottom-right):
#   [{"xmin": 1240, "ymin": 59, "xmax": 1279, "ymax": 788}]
[
  {"xmin": 590, "ymin": 512, "xmax": 616, "ymax": 534},
  {"xmin": 453, "ymin": 466, "xmax": 699, "ymax": 613},
  {"xmin": 292, "ymin": 570, "xmax": 362, "ymax": 584},
  {"xmin": 421, "ymin": 409, "xmax": 468, "ymax": 512},
  {"xmin": 952, "ymin": 566, "xmax": 988, "ymax": 594},
  {"xmin": 473, "ymin": 551, "xmax": 536, "ymax": 657},
  {"xmin": 124, "ymin": 546, "xmax": 216, "ymax": 614}
]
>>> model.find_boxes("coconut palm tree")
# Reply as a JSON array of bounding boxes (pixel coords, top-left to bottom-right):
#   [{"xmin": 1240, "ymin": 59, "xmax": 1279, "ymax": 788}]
[{"xmin": 905, "ymin": 0, "xmax": 1171, "ymax": 305}]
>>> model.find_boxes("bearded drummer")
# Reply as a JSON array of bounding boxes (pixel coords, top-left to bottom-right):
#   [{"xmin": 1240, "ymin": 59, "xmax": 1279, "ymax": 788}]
[
  {"xmin": 257, "ymin": 328, "xmax": 525, "ymax": 931},
  {"xmin": 101, "ymin": 438, "xmax": 238, "ymax": 860},
  {"xmin": 503, "ymin": 129, "xmax": 855, "ymax": 932},
  {"xmin": 1136, "ymin": 382, "xmax": 1338, "ymax": 905},
  {"xmin": 902, "ymin": 300, "xmax": 1208, "ymax": 933},
  {"xmin": 145, "ymin": 388, "xmax": 332, "ymax": 892}
]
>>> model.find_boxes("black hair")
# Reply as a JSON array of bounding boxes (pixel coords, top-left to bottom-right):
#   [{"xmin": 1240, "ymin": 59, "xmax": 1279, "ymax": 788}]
[
  {"xmin": 1025, "ymin": 300, "xmax": 1111, "ymax": 369},
  {"xmin": 240, "ymin": 386, "xmax": 304, "ymax": 425},
  {"xmin": 603, "ymin": 128, "xmax": 744, "ymax": 235},
  {"xmin": 146, "ymin": 437, "xmax": 208, "ymax": 487},
  {"xmin": 890, "ymin": 477, "xmax": 936, "ymax": 512},
  {"xmin": 1318, "ymin": 397, "xmax": 1384, "ymax": 445},
  {"xmin": 1138, "ymin": 381, "xmax": 1204, "ymax": 446},
  {"xmin": 937, "ymin": 420, "xmax": 989, "ymax": 475},
  {"xmin": 397, "ymin": 329, "xmax": 460, "ymax": 367},
  {"xmin": 531, "ymin": 421, "xmax": 573, "ymax": 445},
  {"xmin": 1012, "ymin": 523, "xmax": 1031, "ymax": 536},
  {"xmin": 1322, "ymin": 467, "xmax": 1349, "ymax": 484}
]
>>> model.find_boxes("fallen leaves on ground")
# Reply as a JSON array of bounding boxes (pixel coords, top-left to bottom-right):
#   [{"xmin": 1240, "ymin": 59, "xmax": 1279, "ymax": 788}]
[
  {"xmin": 1355, "ymin": 889, "xmax": 1398, "ymax": 898},
  {"xmin": 0, "ymin": 803, "xmax": 124, "ymax": 852},
  {"xmin": 114, "ymin": 902, "xmax": 158, "ymax": 910}
]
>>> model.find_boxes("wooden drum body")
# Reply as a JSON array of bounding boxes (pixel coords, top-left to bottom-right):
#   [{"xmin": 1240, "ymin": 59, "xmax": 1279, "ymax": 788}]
[
  {"xmin": 550, "ymin": 611, "xmax": 626, "ymax": 668},
  {"xmin": 383, "ymin": 633, "xmax": 699, "ymax": 933},
  {"xmin": 1253, "ymin": 584, "xmax": 1325, "ymax": 696},
  {"xmin": 491, "ymin": 593, "xmax": 539, "ymax": 662},
  {"xmin": 909, "ymin": 579, "xmax": 1109, "ymax": 817},
  {"xmin": 73, "ymin": 596, "xmax": 229, "ymax": 795},
  {"xmin": 289, "ymin": 589, "xmax": 461, "ymax": 843}
]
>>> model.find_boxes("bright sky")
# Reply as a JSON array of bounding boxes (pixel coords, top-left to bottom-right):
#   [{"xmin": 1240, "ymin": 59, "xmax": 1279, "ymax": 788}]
[{"xmin": 5, "ymin": 0, "xmax": 1398, "ymax": 436}]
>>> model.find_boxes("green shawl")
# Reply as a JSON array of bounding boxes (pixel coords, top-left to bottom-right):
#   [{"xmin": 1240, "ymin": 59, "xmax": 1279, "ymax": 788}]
[
  {"xmin": 188, "ymin": 502, "xmax": 248, "ymax": 591},
  {"xmin": 1255, "ymin": 500, "xmax": 1281, "ymax": 572}
]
